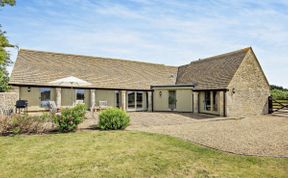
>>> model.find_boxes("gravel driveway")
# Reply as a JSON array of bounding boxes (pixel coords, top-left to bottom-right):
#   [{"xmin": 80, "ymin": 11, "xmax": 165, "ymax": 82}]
[{"xmin": 81, "ymin": 112, "xmax": 288, "ymax": 157}]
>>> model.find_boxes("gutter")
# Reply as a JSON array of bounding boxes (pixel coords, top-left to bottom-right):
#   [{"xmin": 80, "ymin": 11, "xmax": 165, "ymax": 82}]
[{"xmin": 9, "ymin": 83, "xmax": 153, "ymax": 91}]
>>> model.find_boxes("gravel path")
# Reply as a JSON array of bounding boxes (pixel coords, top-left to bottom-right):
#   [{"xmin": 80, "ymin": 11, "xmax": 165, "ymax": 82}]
[{"xmin": 80, "ymin": 112, "xmax": 288, "ymax": 157}]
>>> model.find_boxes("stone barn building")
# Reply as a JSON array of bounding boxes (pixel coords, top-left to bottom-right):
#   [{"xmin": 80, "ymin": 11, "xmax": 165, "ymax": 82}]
[{"xmin": 9, "ymin": 47, "xmax": 270, "ymax": 117}]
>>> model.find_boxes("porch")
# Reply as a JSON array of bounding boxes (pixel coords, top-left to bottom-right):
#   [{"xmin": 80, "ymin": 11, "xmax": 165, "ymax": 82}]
[
  {"xmin": 13, "ymin": 86, "xmax": 153, "ymax": 112},
  {"xmin": 152, "ymin": 85, "xmax": 227, "ymax": 117}
]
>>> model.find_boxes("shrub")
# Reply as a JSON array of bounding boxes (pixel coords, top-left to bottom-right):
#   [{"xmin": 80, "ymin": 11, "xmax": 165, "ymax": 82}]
[
  {"xmin": 98, "ymin": 108, "xmax": 130, "ymax": 130},
  {"xmin": 271, "ymin": 89, "xmax": 288, "ymax": 100},
  {"xmin": 0, "ymin": 114, "xmax": 54, "ymax": 135},
  {"xmin": 53, "ymin": 104, "xmax": 87, "ymax": 132}
]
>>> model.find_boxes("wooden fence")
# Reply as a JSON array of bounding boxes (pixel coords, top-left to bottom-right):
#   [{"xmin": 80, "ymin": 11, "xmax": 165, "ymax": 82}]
[{"xmin": 268, "ymin": 96, "xmax": 288, "ymax": 114}]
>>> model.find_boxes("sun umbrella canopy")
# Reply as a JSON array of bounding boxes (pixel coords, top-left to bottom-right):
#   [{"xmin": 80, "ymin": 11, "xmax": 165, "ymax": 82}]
[{"xmin": 49, "ymin": 76, "xmax": 91, "ymax": 87}]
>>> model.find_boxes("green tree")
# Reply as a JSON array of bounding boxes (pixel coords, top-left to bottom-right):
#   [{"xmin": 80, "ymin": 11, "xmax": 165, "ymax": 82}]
[
  {"xmin": 0, "ymin": 0, "xmax": 15, "ymax": 92},
  {"xmin": 0, "ymin": 0, "xmax": 15, "ymax": 7}
]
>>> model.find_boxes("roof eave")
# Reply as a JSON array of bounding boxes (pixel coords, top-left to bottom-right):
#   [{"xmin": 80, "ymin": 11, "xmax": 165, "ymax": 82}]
[{"xmin": 9, "ymin": 83, "xmax": 153, "ymax": 91}]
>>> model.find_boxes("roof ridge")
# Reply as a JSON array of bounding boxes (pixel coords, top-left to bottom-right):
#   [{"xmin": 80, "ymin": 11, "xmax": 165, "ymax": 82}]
[
  {"xmin": 188, "ymin": 47, "xmax": 251, "ymax": 65},
  {"xmin": 19, "ymin": 48, "xmax": 177, "ymax": 68}
]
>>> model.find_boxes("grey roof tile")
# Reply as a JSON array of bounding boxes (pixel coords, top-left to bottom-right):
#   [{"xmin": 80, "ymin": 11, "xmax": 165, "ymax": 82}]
[
  {"xmin": 176, "ymin": 48, "xmax": 250, "ymax": 90},
  {"xmin": 9, "ymin": 49, "xmax": 178, "ymax": 90}
]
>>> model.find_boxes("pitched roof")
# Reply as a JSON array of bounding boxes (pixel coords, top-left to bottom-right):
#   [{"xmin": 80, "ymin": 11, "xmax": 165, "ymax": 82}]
[
  {"xmin": 9, "ymin": 49, "xmax": 178, "ymax": 90},
  {"xmin": 176, "ymin": 48, "xmax": 250, "ymax": 90}
]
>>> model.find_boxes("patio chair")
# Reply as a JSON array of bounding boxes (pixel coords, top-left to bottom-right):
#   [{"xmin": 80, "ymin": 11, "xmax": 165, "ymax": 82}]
[
  {"xmin": 74, "ymin": 100, "xmax": 84, "ymax": 106},
  {"xmin": 90, "ymin": 101, "xmax": 110, "ymax": 112},
  {"xmin": 99, "ymin": 101, "xmax": 109, "ymax": 110}
]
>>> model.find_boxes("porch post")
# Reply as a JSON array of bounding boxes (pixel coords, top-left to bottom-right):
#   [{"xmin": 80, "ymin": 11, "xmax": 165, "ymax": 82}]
[
  {"xmin": 147, "ymin": 91, "xmax": 152, "ymax": 112},
  {"xmin": 219, "ymin": 91, "xmax": 225, "ymax": 117},
  {"xmin": 90, "ymin": 89, "xmax": 95, "ymax": 109},
  {"xmin": 193, "ymin": 92, "xmax": 199, "ymax": 113},
  {"xmin": 121, "ymin": 90, "xmax": 127, "ymax": 111},
  {"xmin": 56, "ymin": 88, "xmax": 61, "ymax": 108}
]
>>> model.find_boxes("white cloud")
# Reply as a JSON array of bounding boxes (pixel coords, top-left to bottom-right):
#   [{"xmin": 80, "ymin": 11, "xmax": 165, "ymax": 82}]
[{"xmin": 1, "ymin": 0, "xmax": 288, "ymax": 87}]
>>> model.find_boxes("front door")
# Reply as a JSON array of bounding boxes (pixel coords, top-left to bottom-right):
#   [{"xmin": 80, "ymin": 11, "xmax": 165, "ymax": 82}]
[
  {"xmin": 127, "ymin": 91, "xmax": 144, "ymax": 111},
  {"xmin": 168, "ymin": 90, "xmax": 176, "ymax": 110}
]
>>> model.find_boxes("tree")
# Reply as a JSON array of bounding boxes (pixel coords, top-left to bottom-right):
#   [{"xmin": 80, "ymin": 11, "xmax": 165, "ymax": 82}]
[
  {"xmin": 0, "ymin": 0, "xmax": 15, "ymax": 92},
  {"xmin": 0, "ymin": 0, "xmax": 15, "ymax": 7},
  {"xmin": 270, "ymin": 84, "xmax": 288, "ymax": 91}
]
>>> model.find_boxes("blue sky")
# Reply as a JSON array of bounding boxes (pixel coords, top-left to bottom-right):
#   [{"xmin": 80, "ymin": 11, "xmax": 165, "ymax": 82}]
[{"xmin": 1, "ymin": 0, "xmax": 288, "ymax": 87}]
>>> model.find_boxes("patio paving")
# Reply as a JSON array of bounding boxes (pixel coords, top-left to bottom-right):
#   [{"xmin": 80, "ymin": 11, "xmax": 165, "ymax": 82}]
[{"xmin": 80, "ymin": 112, "xmax": 288, "ymax": 157}]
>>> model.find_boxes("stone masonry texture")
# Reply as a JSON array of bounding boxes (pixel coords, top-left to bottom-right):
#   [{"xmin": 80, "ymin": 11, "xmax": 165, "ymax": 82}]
[{"xmin": 226, "ymin": 49, "xmax": 270, "ymax": 117}]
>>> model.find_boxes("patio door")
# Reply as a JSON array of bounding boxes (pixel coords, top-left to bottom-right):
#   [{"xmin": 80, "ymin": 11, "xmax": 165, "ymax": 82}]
[
  {"xmin": 204, "ymin": 91, "xmax": 211, "ymax": 111},
  {"xmin": 168, "ymin": 90, "xmax": 176, "ymax": 111},
  {"xmin": 127, "ymin": 91, "xmax": 144, "ymax": 111}
]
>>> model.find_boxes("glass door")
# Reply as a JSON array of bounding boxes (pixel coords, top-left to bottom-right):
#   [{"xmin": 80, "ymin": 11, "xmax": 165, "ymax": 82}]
[
  {"xmin": 168, "ymin": 90, "xmax": 176, "ymax": 110},
  {"xmin": 127, "ymin": 91, "xmax": 144, "ymax": 111},
  {"xmin": 136, "ymin": 92, "xmax": 143, "ymax": 109},
  {"xmin": 204, "ymin": 91, "xmax": 211, "ymax": 111},
  {"xmin": 127, "ymin": 92, "xmax": 136, "ymax": 110}
]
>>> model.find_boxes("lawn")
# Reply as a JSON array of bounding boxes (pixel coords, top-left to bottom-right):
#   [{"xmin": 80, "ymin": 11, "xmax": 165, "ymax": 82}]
[{"xmin": 0, "ymin": 131, "xmax": 287, "ymax": 178}]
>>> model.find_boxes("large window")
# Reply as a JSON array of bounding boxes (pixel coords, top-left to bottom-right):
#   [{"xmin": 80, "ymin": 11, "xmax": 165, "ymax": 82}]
[
  {"xmin": 204, "ymin": 91, "xmax": 211, "ymax": 111},
  {"xmin": 40, "ymin": 88, "xmax": 51, "ymax": 107},
  {"xmin": 76, "ymin": 89, "xmax": 85, "ymax": 101}
]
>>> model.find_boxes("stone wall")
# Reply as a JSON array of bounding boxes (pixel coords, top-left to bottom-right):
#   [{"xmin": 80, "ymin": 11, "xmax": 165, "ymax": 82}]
[
  {"xmin": 0, "ymin": 92, "xmax": 18, "ymax": 115},
  {"xmin": 226, "ymin": 49, "xmax": 270, "ymax": 117}
]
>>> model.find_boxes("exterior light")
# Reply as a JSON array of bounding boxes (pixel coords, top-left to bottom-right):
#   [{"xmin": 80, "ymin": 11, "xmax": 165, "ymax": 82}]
[
  {"xmin": 27, "ymin": 87, "xmax": 31, "ymax": 92},
  {"xmin": 159, "ymin": 91, "xmax": 162, "ymax": 97},
  {"xmin": 232, "ymin": 88, "xmax": 235, "ymax": 94}
]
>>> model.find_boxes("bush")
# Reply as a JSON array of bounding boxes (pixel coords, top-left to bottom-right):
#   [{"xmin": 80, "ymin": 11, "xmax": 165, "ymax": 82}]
[
  {"xmin": 271, "ymin": 89, "xmax": 288, "ymax": 100},
  {"xmin": 53, "ymin": 104, "xmax": 87, "ymax": 132},
  {"xmin": 98, "ymin": 108, "xmax": 130, "ymax": 130},
  {"xmin": 0, "ymin": 114, "xmax": 54, "ymax": 135}
]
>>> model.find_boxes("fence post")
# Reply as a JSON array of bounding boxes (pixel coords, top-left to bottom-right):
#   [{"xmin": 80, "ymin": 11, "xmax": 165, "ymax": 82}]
[{"xmin": 268, "ymin": 96, "xmax": 273, "ymax": 114}]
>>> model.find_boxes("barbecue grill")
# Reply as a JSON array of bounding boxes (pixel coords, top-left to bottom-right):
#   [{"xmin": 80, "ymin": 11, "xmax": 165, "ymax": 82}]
[{"xmin": 15, "ymin": 100, "xmax": 28, "ymax": 114}]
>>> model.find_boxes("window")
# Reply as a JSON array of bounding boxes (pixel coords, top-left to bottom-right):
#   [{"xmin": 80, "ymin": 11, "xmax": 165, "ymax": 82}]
[
  {"xmin": 76, "ymin": 89, "xmax": 85, "ymax": 100},
  {"xmin": 213, "ymin": 91, "xmax": 218, "ymax": 111},
  {"xmin": 204, "ymin": 91, "xmax": 211, "ymax": 111},
  {"xmin": 40, "ymin": 88, "xmax": 51, "ymax": 107}
]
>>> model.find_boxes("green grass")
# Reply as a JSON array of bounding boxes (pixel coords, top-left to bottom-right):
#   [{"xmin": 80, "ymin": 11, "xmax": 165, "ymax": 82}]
[{"xmin": 0, "ymin": 131, "xmax": 287, "ymax": 178}]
